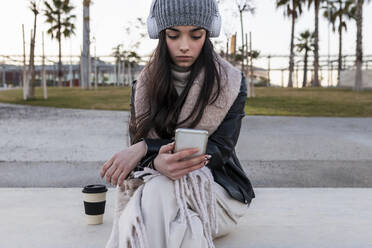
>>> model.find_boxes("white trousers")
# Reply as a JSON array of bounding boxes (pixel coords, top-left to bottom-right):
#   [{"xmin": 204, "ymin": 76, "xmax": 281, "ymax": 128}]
[{"xmin": 140, "ymin": 175, "xmax": 250, "ymax": 248}]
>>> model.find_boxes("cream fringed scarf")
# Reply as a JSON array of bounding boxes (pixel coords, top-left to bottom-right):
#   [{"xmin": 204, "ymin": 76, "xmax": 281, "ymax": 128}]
[
  {"xmin": 104, "ymin": 167, "xmax": 217, "ymax": 248},
  {"xmin": 105, "ymin": 54, "xmax": 242, "ymax": 248}
]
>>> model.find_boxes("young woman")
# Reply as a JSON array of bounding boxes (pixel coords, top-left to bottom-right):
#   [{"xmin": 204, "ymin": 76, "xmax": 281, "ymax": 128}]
[{"xmin": 101, "ymin": 0, "xmax": 255, "ymax": 247}]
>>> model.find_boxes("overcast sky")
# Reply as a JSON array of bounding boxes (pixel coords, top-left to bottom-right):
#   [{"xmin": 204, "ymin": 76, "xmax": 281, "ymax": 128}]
[{"xmin": 1, "ymin": 0, "xmax": 371, "ymax": 60}]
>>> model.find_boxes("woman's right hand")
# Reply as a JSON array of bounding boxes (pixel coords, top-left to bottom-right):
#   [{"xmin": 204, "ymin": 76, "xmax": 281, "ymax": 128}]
[
  {"xmin": 100, "ymin": 141, "xmax": 147, "ymax": 186},
  {"xmin": 153, "ymin": 142, "xmax": 212, "ymax": 180}
]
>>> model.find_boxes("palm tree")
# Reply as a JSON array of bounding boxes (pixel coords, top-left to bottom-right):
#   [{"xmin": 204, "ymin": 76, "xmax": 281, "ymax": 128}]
[
  {"xmin": 322, "ymin": 0, "xmax": 354, "ymax": 87},
  {"xmin": 44, "ymin": 0, "xmax": 76, "ymax": 87},
  {"xmin": 81, "ymin": 0, "xmax": 91, "ymax": 89},
  {"xmin": 25, "ymin": 0, "xmax": 39, "ymax": 100},
  {"xmin": 295, "ymin": 30, "xmax": 315, "ymax": 87},
  {"xmin": 306, "ymin": 0, "xmax": 327, "ymax": 87},
  {"xmin": 350, "ymin": 0, "xmax": 371, "ymax": 91},
  {"xmin": 276, "ymin": 0, "xmax": 305, "ymax": 88}
]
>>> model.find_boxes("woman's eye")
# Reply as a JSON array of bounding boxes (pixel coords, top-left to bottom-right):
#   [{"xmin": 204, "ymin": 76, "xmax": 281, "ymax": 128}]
[{"xmin": 167, "ymin": 35, "xmax": 202, "ymax": 40}]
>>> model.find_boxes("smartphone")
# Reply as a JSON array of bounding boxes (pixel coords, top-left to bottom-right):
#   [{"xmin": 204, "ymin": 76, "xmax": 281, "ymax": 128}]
[{"xmin": 174, "ymin": 128, "xmax": 209, "ymax": 160}]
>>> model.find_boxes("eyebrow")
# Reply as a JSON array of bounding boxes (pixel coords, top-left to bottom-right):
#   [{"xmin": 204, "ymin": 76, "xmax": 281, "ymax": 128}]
[{"xmin": 167, "ymin": 27, "xmax": 204, "ymax": 33}]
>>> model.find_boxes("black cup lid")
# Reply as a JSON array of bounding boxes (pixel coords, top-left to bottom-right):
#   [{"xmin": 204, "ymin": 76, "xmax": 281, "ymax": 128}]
[{"xmin": 82, "ymin": 184, "xmax": 108, "ymax": 193}]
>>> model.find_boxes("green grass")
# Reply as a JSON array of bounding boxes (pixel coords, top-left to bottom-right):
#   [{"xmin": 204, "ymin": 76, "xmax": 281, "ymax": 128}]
[
  {"xmin": 0, "ymin": 86, "xmax": 131, "ymax": 111},
  {"xmin": 244, "ymin": 87, "xmax": 372, "ymax": 117},
  {"xmin": 1, "ymin": 86, "xmax": 371, "ymax": 117}
]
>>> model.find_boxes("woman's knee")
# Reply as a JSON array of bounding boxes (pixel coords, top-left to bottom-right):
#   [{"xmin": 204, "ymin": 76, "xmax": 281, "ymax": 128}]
[{"xmin": 141, "ymin": 175, "xmax": 177, "ymax": 209}]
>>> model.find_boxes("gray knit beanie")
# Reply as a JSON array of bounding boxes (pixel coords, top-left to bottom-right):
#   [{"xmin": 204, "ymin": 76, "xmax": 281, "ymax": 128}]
[{"xmin": 147, "ymin": 0, "xmax": 222, "ymax": 39}]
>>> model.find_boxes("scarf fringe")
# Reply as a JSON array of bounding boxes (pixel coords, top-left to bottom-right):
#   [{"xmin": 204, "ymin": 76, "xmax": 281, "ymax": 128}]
[
  {"xmin": 174, "ymin": 166, "xmax": 217, "ymax": 248},
  {"xmin": 106, "ymin": 167, "xmax": 217, "ymax": 248}
]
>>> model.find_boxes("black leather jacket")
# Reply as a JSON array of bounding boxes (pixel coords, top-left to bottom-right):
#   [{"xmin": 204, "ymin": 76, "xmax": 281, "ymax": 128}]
[{"xmin": 130, "ymin": 74, "xmax": 255, "ymax": 205}]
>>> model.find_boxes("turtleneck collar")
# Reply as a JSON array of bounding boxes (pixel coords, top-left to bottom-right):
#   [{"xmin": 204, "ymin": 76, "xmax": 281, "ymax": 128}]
[
  {"xmin": 170, "ymin": 63, "xmax": 191, "ymax": 95},
  {"xmin": 170, "ymin": 62, "xmax": 191, "ymax": 72}
]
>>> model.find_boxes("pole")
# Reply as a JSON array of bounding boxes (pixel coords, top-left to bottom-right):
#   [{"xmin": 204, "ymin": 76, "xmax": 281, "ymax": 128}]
[
  {"xmin": 267, "ymin": 55, "xmax": 271, "ymax": 87},
  {"xmin": 42, "ymin": 32, "xmax": 48, "ymax": 99},
  {"xmin": 2, "ymin": 65, "xmax": 5, "ymax": 88},
  {"xmin": 22, "ymin": 24, "xmax": 26, "ymax": 88},
  {"xmin": 330, "ymin": 61, "xmax": 334, "ymax": 86},
  {"xmin": 245, "ymin": 33, "xmax": 249, "ymax": 76},
  {"xmin": 226, "ymin": 37, "xmax": 229, "ymax": 61},
  {"xmin": 249, "ymin": 31, "xmax": 254, "ymax": 97},
  {"xmin": 22, "ymin": 25, "xmax": 28, "ymax": 100},
  {"xmin": 123, "ymin": 60, "xmax": 127, "ymax": 86},
  {"xmin": 94, "ymin": 41, "xmax": 97, "ymax": 89},
  {"xmin": 295, "ymin": 63, "xmax": 299, "ymax": 88},
  {"xmin": 80, "ymin": 46, "xmax": 83, "ymax": 88},
  {"xmin": 118, "ymin": 58, "xmax": 121, "ymax": 86},
  {"xmin": 281, "ymin": 69, "xmax": 284, "ymax": 88},
  {"xmin": 327, "ymin": 0, "xmax": 331, "ymax": 87},
  {"xmin": 69, "ymin": 40, "xmax": 73, "ymax": 88},
  {"xmin": 69, "ymin": 61, "xmax": 73, "ymax": 88}
]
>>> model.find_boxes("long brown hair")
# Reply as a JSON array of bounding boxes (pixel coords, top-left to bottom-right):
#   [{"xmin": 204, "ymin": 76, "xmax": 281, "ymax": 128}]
[{"xmin": 129, "ymin": 29, "xmax": 225, "ymax": 145}]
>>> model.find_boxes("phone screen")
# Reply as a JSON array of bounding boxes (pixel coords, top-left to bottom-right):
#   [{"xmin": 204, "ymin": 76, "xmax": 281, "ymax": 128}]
[{"xmin": 174, "ymin": 128, "xmax": 208, "ymax": 159}]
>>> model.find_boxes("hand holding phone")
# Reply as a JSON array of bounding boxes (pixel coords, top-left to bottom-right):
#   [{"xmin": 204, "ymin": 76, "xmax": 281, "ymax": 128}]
[{"xmin": 174, "ymin": 128, "xmax": 208, "ymax": 161}]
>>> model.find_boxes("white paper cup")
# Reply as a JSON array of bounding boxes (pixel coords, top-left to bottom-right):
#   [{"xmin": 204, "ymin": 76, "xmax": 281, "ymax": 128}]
[{"xmin": 82, "ymin": 184, "xmax": 108, "ymax": 225}]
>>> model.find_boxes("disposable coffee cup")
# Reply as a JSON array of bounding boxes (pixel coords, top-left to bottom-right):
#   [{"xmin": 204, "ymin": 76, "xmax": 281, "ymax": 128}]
[{"xmin": 82, "ymin": 184, "xmax": 108, "ymax": 225}]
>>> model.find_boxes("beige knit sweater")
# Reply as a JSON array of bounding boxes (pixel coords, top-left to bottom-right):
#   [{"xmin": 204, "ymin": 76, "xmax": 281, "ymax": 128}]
[{"xmin": 170, "ymin": 62, "xmax": 191, "ymax": 96}]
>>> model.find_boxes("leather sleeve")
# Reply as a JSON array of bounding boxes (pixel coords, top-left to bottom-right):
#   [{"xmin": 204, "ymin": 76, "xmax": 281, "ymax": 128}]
[
  {"xmin": 131, "ymin": 75, "xmax": 247, "ymax": 170},
  {"xmin": 205, "ymin": 74, "xmax": 247, "ymax": 170}
]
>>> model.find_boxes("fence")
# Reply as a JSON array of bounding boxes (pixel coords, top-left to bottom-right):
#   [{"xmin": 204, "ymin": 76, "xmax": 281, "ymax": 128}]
[
  {"xmin": 1, "ymin": 53, "xmax": 371, "ymax": 89},
  {"xmin": 0, "ymin": 55, "xmax": 146, "ymax": 88}
]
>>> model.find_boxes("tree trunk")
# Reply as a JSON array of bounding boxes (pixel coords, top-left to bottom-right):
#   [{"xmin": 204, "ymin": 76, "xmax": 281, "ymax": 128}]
[
  {"xmin": 337, "ymin": 0, "xmax": 343, "ymax": 87},
  {"xmin": 128, "ymin": 62, "xmax": 133, "ymax": 84},
  {"xmin": 118, "ymin": 59, "xmax": 121, "ymax": 86},
  {"xmin": 58, "ymin": 37, "xmax": 63, "ymax": 87},
  {"xmin": 22, "ymin": 24, "xmax": 28, "ymax": 100},
  {"xmin": 313, "ymin": 0, "xmax": 320, "ymax": 87},
  {"xmin": 288, "ymin": 0, "xmax": 296, "ymax": 88},
  {"xmin": 27, "ymin": 11, "xmax": 38, "ymax": 99},
  {"xmin": 31, "ymin": 10, "xmax": 37, "ymax": 91},
  {"xmin": 239, "ymin": 10, "xmax": 245, "ymax": 73},
  {"xmin": 303, "ymin": 49, "xmax": 308, "ymax": 88},
  {"xmin": 82, "ymin": 0, "xmax": 91, "ymax": 89},
  {"xmin": 123, "ymin": 61, "xmax": 127, "ymax": 86},
  {"xmin": 354, "ymin": 0, "xmax": 363, "ymax": 91}
]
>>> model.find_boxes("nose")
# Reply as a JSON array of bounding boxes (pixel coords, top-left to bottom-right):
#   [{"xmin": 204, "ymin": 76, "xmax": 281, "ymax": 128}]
[
  {"xmin": 179, "ymin": 37, "xmax": 190, "ymax": 53},
  {"xmin": 180, "ymin": 47, "xmax": 189, "ymax": 53}
]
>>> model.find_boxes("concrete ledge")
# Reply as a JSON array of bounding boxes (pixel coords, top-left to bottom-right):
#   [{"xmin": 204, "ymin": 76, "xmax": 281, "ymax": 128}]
[
  {"xmin": 2, "ymin": 160, "xmax": 372, "ymax": 187},
  {"xmin": 1, "ymin": 188, "xmax": 371, "ymax": 248}
]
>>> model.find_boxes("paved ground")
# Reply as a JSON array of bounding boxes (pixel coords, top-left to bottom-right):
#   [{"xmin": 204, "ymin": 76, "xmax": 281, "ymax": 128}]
[
  {"xmin": 1, "ymin": 103, "xmax": 372, "ymax": 247},
  {"xmin": 1, "ymin": 103, "xmax": 372, "ymax": 162},
  {"xmin": 1, "ymin": 187, "xmax": 371, "ymax": 248},
  {"xmin": 1, "ymin": 103, "xmax": 372, "ymax": 187}
]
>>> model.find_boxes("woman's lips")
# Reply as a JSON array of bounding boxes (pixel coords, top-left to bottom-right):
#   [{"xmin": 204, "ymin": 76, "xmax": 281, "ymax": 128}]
[{"xmin": 177, "ymin": 56, "xmax": 192, "ymax": 61}]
